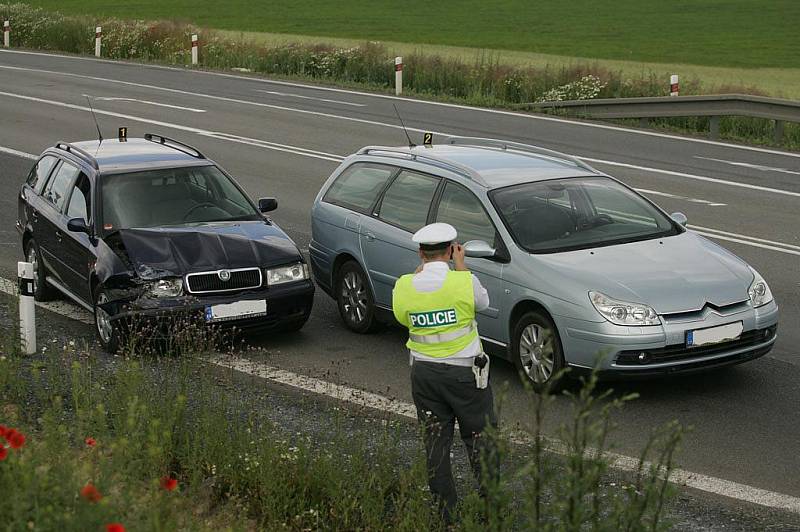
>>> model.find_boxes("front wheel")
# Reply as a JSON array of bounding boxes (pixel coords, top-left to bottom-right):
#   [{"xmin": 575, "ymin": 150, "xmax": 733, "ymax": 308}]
[
  {"xmin": 335, "ymin": 261, "xmax": 379, "ymax": 333},
  {"xmin": 512, "ymin": 311, "xmax": 567, "ymax": 392},
  {"xmin": 94, "ymin": 289, "xmax": 121, "ymax": 354}
]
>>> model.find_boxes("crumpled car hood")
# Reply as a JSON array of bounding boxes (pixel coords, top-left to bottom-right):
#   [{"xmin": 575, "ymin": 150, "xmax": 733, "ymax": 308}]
[{"xmin": 109, "ymin": 221, "xmax": 302, "ymax": 280}]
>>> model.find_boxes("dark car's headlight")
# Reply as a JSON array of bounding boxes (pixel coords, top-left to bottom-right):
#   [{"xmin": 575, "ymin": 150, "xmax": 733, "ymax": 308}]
[
  {"xmin": 748, "ymin": 269, "xmax": 773, "ymax": 308},
  {"xmin": 589, "ymin": 291, "xmax": 661, "ymax": 326},
  {"xmin": 146, "ymin": 278, "xmax": 183, "ymax": 298},
  {"xmin": 266, "ymin": 262, "xmax": 309, "ymax": 286}
]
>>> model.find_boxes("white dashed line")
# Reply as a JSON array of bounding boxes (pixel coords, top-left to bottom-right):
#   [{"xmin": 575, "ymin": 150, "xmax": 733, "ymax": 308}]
[
  {"xmin": 94, "ymin": 97, "xmax": 207, "ymax": 113},
  {"xmin": 255, "ymin": 89, "xmax": 367, "ymax": 107}
]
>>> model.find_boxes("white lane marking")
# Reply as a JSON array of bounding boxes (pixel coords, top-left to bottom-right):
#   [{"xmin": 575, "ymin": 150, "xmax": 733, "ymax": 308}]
[
  {"xmin": 0, "ymin": 91, "xmax": 344, "ymax": 163},
  {"xmin": 695, "ymin": 156, "xmax": 800, "ymax": 176},
  {"xmin": 0, "ymin": 284, "xmax": 797, "ymax": 515},
  {"xmin": 0, "ymin": 144, "xmax": 37, "ymax": 160},
  {"xmin": 94, "ymin": 97, "xmax": 206, "ymax": 113},
  {"xmin": 689, "ymin": 227, "xmax": 800, "ymax": 256},
  {"xmin": 690, "ymin": 225, "xmax": 800, "ymax": 251},
  {"xmin": 3, "ymin": 49, "xmax": 799, "ymax": 161},
  {"xmin": 255, "ymin": 89, "xmax": 366, "ymax": 107},
  {"xmin": 0, "ymin": 278, "xmax": 94, "ymax": 324},
  {"xmin": 634, "ymin": 188, "xmax": 727, "ymax": 206},
  {"xmin": 1, "ymin": 64, "xmax": 799, "ymax": 199}
]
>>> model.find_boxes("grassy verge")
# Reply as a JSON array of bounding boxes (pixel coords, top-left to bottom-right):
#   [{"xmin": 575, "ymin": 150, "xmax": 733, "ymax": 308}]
[
  {"xmin": 0, "ymin": 292, "xmax": 685, "ymax": 529},
  {"xmin": 2, "ymin": 2, "xmax": 799, "ymax": 150}
]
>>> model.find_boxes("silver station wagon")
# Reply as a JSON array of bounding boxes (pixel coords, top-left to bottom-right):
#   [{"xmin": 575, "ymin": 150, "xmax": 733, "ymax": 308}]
[{"xmin": 309, "ymin": 137, "xmax": 779, "ymax": 388}]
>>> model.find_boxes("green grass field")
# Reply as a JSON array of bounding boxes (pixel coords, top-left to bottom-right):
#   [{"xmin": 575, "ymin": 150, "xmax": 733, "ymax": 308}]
[{"xmin": 21, "ymin": 0, "xmax": 799, "ymax": 69}]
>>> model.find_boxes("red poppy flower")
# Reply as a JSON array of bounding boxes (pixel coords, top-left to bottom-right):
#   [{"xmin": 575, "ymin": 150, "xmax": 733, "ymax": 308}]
[
  {"xmin": 85, "ymin": 437, "xmax": 97, "ymax": 447},
  {"xmin": 159, "ymin": 475, "xmax": 178, "ymax": 491},
  {"xmin": 80, "ymin": 483, "xmax": 102, "ymax": 503},
  {"xmin": 105, "ymin": 523, "xmax": 126, "ymax": 532},
  {"xmin": 5, "ymin": 429, "xmax": 24, "ymax": 450},
  {"xmin": 0, "ymin": 446, "xmax": 7, "ymax": 461}
]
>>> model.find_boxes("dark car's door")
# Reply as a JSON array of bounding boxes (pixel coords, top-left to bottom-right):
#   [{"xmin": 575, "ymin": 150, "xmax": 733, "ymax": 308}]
[
  {"xmin": 61, "ymin": 173, "xmax": 94, "ymax": 303},
  {"xmin": 38, "ymin": 160, "xmax": 81, "ymax": 287},
  {"xmin": 19, "ymin": 155, "xmax": 59, "ymax": 236}
]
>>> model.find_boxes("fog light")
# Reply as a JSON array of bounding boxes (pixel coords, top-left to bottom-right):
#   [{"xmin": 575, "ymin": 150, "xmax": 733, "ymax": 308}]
[
  {"xmin": 637, "ymin": 352, "xmax": 649, "ymax": 364},
  {"xmin": 764, "ymin": 329, "xmax": 772, "ymax": 339}
]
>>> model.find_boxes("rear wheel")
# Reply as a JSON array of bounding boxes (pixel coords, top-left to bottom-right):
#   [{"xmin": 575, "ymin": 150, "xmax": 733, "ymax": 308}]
[
  {"xmin": 335, "ymin": 261, "xmax": 379, "ymax": 333},
  {"xmin": 512, "ymin": 310, "xmax": 567, "ymax": 392},
  {"xmin": 24, "ymin": 239, "xmax": 55, "ymax": 302},
  {"xmin": 94, "ymin": 289, "xmax": 121, "ymax": 354}
]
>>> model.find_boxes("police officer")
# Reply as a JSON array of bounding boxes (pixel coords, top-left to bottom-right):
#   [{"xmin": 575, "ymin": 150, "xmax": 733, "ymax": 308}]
[{"xmin": 392, "ymin": 222, "xmax": 497, "ymax": 522}]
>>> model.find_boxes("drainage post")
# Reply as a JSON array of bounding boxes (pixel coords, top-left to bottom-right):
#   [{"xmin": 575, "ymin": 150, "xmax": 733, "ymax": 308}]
[
  {"xmin": 17, "ymin": 261, "xmax": 36, "ymax": 355},
  {"xmin": 191, "ymin": 34, "xmax": 198, "ymax": 66},
  {"xmin": 95, "ymin": 26, "xmax": 102, "ymax": 57},
  {"xmin": 3, "ymin": 21, "xmax": 9, "ymax": 48}
]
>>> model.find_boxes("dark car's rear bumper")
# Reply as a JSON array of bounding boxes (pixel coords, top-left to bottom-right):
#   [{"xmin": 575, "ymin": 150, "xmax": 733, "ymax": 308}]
[{"xmin": 108, "ymin": 280, "xmax": 314, "ymax": 336}]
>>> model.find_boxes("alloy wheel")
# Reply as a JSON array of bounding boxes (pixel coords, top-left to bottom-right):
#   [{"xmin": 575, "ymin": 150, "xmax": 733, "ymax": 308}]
[
  {"xmin": 519, "ymin": 323, "xmax": 555, "ymax": 383},
  {"xmin": 341, "ymin": 271, "xmax": 368, "ymax": 325},
  {"xmin": 95, "ymin": 293, "xmax": 114, "ymax": 345}
]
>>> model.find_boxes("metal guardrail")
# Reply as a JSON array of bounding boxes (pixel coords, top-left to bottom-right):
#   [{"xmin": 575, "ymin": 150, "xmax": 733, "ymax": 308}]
[{"xmin": 525, "ymin": 94, "xmax": 800, "ymax": 143}]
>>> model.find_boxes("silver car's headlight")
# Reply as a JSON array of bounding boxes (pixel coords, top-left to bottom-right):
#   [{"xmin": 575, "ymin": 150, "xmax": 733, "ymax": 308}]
[
  {"xmin": 748, "ymin": 269, "xmax": 773, "ymax": 308},
  {"xmin": 146, "ymin": 278, "xmax": 183, "ymax": 298},
  {"xmin": 589, "ymin": 291, "xmax": 661, "ymax": 326},
  {"xmin": 266, "ymin": 262, "xmax": 309, "ymax": 286}
]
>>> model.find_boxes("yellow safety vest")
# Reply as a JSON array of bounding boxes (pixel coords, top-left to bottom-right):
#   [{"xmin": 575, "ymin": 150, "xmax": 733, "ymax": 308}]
[{"xmin": 392, "ymin": 270, "xmax": 478, "ymax": 358}]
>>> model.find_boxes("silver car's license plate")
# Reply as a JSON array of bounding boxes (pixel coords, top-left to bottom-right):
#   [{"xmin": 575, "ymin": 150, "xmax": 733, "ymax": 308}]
[
  {"xmin": 205, "ymin": 300, "xmax": 267, "ymax": 323},
  {"xmin": 686, "ymin": 321, "xmax": 743, "ymax": 347}
]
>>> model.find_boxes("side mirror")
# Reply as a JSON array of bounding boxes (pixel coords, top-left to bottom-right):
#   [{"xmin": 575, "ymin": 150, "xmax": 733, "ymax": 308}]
[
  {"xmin": 670, "ymin": 212, "xmax": 688, "ymax": 227},
  {"xmin": 67, "ymin": 218, "xmax": 91, "ymax": 235},
  {"xmin": 464, "ymin": 240, "xmax": 496, "ymax": 259},
  {"xmin": 258, "ymin": 197, "xmax": 278, "ymax": 213}
]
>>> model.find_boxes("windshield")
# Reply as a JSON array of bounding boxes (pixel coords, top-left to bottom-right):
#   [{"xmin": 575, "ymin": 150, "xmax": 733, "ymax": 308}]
[
  {"xmin": 101, "ymin": 165, "xmax": 259, "ymax": 231},
  {"xmin": 490, "ymin": 177, "xmax": 679, "ymax": 253}
]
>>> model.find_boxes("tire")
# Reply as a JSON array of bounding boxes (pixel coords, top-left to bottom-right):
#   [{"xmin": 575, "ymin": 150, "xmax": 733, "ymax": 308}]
[
  {"xmin": 511, "ymin": 310, "xmax": 567, "ymax": 393},
  {"xmin": 93, "ymin": 288, "xmax": 121, "ymax": 354},
  {"xmin": 335, "ymin": 261, "xmax": 379, "ymax": 334},
  {"xmin": 24, "ymin": 239, "xmax": 55, "ymax": 302}
]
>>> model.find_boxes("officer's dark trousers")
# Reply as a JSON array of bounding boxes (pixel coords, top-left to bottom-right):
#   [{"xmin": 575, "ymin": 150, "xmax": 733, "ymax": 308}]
[{"xmin": 410, "ymin": 360, "xmax": 498, "ymax": 521}]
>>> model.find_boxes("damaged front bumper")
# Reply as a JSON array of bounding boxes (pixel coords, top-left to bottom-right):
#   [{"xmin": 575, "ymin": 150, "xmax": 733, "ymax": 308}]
[{"xmin": 101, "ymin": 279, "xmax": 314, "ymax": 337}]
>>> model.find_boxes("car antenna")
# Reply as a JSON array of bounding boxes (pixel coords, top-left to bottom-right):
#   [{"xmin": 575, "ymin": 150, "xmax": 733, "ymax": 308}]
[
  {"xmin": 83, "ymin": 94, "xmax": 103, "ymax": 144},
  {"xmin": 392, "ymin": 104, "xmax": 416, "ymax": 148}
]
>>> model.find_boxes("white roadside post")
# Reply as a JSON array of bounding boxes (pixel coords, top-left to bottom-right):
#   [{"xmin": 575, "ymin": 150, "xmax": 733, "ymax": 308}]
[
  {"xmin": 395, "ymin": 56, "xmax": 403, "ymax": 96},
  {"xmin": 191, "ymin": 34, "xmax": 198, "ymax": 66},
  {"xmin": 17, "ymin": 261, "xmax": 36, "ymax": 355},
  {"xmin": 670, "ymin": 74, "xmax": 679, "ymax": 96},
  {"xmin": 3, "ymin": 20, "xmax": 9, "ymax": 48},
  {"xmin": 94, "ymin": 26, "xmax": 102, "ymax": 57}
]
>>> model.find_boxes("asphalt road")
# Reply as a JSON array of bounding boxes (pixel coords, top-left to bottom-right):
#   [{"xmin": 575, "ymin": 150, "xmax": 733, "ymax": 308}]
[{"xmin": 1, "ymin": 50, "xmax": 799, "ymax": 502}]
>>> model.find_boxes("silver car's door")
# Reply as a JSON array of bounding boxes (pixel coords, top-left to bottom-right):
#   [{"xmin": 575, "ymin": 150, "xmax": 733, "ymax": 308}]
[
  {"xmin": 360, "ymin": 169, "xmax": 441, "ymax": 306},
  {"xmin": 433, "ymin": 181, "xmax": 506, "ymax": 345}
]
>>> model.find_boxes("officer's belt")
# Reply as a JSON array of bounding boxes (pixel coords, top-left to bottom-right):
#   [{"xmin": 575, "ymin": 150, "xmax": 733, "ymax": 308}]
[{"xmin": 409, "ymin": 323, "xmax": 476, "ymax": 344}]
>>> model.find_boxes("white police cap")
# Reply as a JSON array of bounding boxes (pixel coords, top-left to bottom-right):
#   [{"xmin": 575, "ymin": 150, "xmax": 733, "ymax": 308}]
[{"xmin": 412, "ymin": 223, "xmax": 457, "ymax": 247}]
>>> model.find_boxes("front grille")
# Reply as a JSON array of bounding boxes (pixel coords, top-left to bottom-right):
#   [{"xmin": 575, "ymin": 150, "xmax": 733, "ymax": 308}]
[
  {"xmin": 186, "ymin": 268, "xmax": 262, "ymax": 294},
  {"xmin": 616, "ymin": 326, "xmax": 776, "ymax": 366}
]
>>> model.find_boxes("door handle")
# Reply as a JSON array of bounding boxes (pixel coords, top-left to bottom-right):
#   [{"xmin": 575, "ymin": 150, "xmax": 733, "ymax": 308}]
[{"xmin": 364, "ymin": 231, "xmax": 375, "ymax": 242}]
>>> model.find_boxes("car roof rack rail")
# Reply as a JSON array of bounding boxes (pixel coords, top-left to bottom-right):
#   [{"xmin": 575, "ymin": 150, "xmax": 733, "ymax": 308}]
[
  {"xmin": 443, "ymin": 136, "xmax": 598, "ymax": 173},
  {"xmin": 357, "ymin": 146, "xmax": 489, "ymax": 187},
  {"xmin": 54, "ymin": 142, "xmax": 100, "ymax": 169},
  {"xmin": 144, "ymin": 133, "xmax": 206, "ymax": 159}
]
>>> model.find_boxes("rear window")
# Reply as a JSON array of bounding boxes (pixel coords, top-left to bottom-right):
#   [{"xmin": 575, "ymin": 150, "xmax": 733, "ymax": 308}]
[
  {"xmin": 26, "ymin": 155, "xmax": 58, "ymax": 193},
  {"xmin": 323, "ymin": 163, "xmax": 395, "ymax": 213}
]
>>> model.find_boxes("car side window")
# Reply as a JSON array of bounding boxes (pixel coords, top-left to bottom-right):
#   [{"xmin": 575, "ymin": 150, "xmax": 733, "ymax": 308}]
[
  {"xmin": 377, "ymin": 170, "xmax": 439, "ymax": 233},
  {"xmin": 323, "ymin": 163, "xmax": 395, "ymax": 213},
  {"xmin": 26, "ymin": 155, "xmax": 58, "ymax": 194},
  {"xmin": 66, "ymin": 174, "xmax": 91, "ymax": 223},
  {"xmin": 42, "ymin": 161, "xmax": 80, "ymax": 212},
  {"xmin": 435, "ymin": 182, "xmax": 496, "ymax": 246}
]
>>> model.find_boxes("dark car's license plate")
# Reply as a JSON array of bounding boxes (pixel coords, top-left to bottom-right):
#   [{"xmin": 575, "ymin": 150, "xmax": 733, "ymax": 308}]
[{"xmin": 205, "ymin": 300, "xmax": 267, "ymax": 322}]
